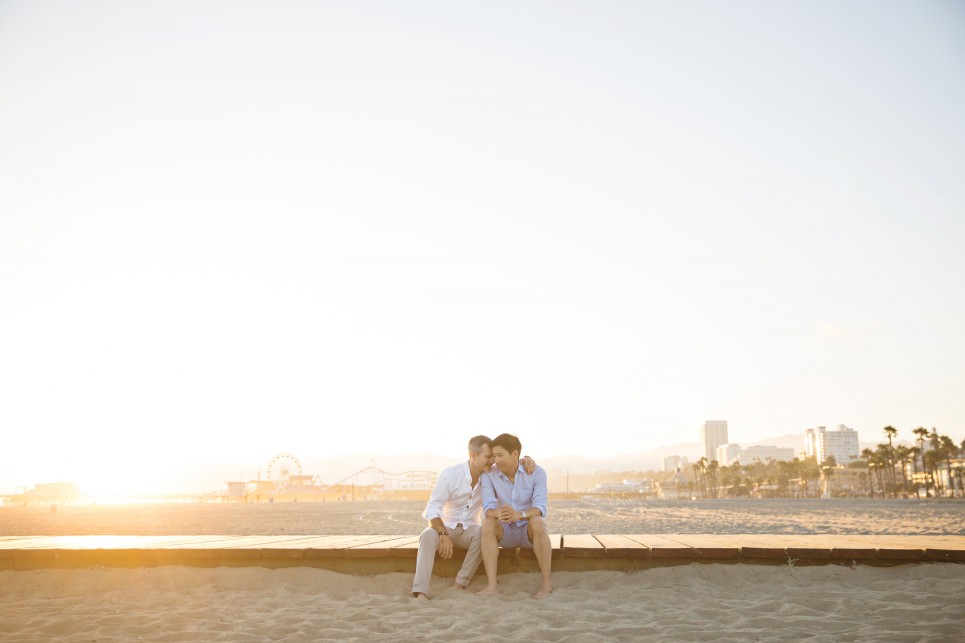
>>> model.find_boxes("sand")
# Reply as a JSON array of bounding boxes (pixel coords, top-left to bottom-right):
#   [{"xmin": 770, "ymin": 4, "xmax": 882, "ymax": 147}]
[
  {"xmin": 3, "ymin": 498, "xmax": 963, "ymax": 536},
  {"xmin": 1, "ymin": 564, "xmax": 963, "ymax": 642},
  {"xmin": 4, "ymin": 499, "xmax": 963, "ymax": 641}
]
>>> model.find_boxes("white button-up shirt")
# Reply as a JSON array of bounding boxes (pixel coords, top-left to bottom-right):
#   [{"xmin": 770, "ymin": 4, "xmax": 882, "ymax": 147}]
[{"xmin": 422, "ymin": 461, "xmax": 484, "ymax": 529}]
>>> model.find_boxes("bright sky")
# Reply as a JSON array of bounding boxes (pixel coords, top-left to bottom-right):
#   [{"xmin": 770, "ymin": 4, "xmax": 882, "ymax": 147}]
[{"xmin": 1, "ymin": 1, "xmax": 963, "ymax": 495}]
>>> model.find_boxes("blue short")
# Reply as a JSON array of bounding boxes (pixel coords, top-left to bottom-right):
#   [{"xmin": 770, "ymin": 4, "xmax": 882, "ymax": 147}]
[{"xmin": 499, "ymin": 522, "xmax": 532, "ymax": 549}]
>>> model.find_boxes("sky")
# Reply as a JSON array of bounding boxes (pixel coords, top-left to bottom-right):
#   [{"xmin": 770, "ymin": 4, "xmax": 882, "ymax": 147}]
[{"xmin": 1, "ymin": 1, "xmax": 964, "ymax": 495}]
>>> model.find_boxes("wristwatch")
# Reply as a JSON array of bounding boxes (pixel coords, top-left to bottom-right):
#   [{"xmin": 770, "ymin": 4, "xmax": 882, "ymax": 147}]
[
  {"xmin": 438, "ymin": 529, "xmax": 449, "ymax": 537},
  {"xmin": 519, "ymin": 511, "xmax": 526, "ymax": 521}
]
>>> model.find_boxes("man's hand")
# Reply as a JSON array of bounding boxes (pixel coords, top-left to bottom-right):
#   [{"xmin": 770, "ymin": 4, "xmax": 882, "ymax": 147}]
[
  {"xmin": 497, "ymin": 504, "xmax": 517, "ymax": 523},
  {"xmin": 521, "ymin": 455, "xmax": 536, "ymax": 475},
  {"xmin": 436, "ymin": 533, "xmax": 453, "ymax": 559}
]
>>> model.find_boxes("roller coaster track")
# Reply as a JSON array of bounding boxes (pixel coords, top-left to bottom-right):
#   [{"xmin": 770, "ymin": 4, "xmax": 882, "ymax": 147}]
[{"xmin": 329, "ymin": 466, "xmax": 437, "ymax": 490}]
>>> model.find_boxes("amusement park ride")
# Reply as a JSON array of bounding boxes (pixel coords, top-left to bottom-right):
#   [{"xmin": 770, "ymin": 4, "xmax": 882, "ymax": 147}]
[{"xmin": 224, "ymin": 452, "xmax": 438, "ymax": 503}]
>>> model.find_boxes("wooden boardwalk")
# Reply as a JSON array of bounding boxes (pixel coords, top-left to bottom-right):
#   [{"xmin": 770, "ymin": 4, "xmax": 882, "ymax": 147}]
[{"xmin": 1, "ymin": 535, "xmax": 963, "ymax": 573}]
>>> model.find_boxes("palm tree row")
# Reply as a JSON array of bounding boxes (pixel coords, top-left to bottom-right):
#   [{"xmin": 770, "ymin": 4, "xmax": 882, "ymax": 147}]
[
  {"xmin": 832, "ymin": 425, "xmax": 961, "ymax": 498},
  {"xmin": 684, "ymin": 426, "xmax": 962, "ymax": 499},
  {"xmin": 691, "ymin": 456, "xmax": 824, "ymax": 498}
]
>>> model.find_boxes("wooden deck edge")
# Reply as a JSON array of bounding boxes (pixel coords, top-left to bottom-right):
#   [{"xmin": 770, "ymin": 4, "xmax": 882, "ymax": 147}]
[
  {"xmin": 2, "ymin": 552, "xmax": 960, "ymax": 573},
  {"xmin": 2, "ymin": 535, "xmax": 962, "ymax": 572}
]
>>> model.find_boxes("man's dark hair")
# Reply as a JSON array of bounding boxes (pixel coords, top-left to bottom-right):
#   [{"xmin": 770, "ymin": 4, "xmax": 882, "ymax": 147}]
[
  {"xmin": 468, "ymin": 435, "xmax": 492, "ymax": 454},
  {"xmin": 491, "ymin": 433, "xmax": 522, "ymax": 456}
]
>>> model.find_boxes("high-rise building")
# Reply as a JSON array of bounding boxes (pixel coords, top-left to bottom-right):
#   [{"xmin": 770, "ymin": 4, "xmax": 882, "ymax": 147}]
[
  {"xmin": 701, "ymin": 420, "xmax": 729, "ymax": 462},
  {"xmin": 741, "ymin": 445, "xmax": 795, "ymax": 463},
  {"xmin": 715, "ymin": 443, "xmax": 742, "ymax": 466},
  {"xmin": 663, "ymin": 455, "xmax": 689, "ymax": 472},
  {"xmin": 804, "ymin": 425, "xmax": 860, "ymax": 464}
]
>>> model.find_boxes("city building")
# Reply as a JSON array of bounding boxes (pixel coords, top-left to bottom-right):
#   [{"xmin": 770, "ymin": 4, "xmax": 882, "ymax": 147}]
[
  {"xmin": 805, "ymin": 424, "xmax": 860, "ymax": 464},
  {"xmin": 663, "ymin": 455, "xmax": 689, "ymax": 472},
  {"xmin": 715, "ymin": 443, "xmax": 742, "ymax": 466},
  {"xmin": 701, "ymin": 420, "xmax": 729, "ymax": 462},
  {"xmin": 741, "ymin": 445, "xmax": 795, "ymax": 463}
]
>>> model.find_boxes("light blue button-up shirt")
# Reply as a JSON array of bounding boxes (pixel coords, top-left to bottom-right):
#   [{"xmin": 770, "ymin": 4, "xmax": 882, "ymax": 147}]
[{"xmin": 481, "ymin": 463, "xmax": 548, "ymax": 525}]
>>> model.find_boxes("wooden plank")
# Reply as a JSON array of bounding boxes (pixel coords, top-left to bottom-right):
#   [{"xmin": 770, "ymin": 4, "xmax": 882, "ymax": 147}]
[
  {"xmin": 924, "ymin": 547, "xmax": 965, "ymax": 562},
  {"xmin": 562, "ymin": 534, "xmax": 606, "ymax": 558},
  {"xmin": 760, "ymin": 535, "xmax": 832, "ymax": 560},
  {"xmin": 304, "ymin": 535, "xmax": 408, "ymax": 559},
  {"xmin": 819, "ymin": 535, "xmax": 878, "ymax": 560},
  {"xmin": 0, "ymin": 537, "xmax": 62, "ymax": 549},
  {"xmin": 519, "ymin": 533, "xmax": 562, "ymax": 559},
  {"xmin": 593, "ymin": 534, "xmax": 651, "ymax": 559},
  {"xmin": 916, "ymin": 536, "xmax": 965, "ymax": 562},
  {"xmin": 345, "ymin": 536, "xmax": 420, "ymax": 558},
  {"xmin": 661, "ymin": 535, "xmax": 740, "ymax": 559},
  {"xmin": 730, "ymin": 535, "xmax": 797, "ymax": 560},
  {"xmin": 625, "ymin": 535, "xmax": 694, "ymax": 559},
  {"xmin": 857, "ymin": 536, "xmax": 926, "ymax": 561},
  {"xmin": 154, "ymin": 536, "xmax": 264, "ymax": 549},
  {"xmin": 2, "ymin": 534, "xmax": 962, "ymax": 570}
]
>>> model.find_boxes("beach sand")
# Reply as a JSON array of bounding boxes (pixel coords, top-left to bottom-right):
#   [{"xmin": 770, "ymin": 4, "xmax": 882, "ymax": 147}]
[
  {"xmin": 4, "ymin": 499, "xmax": 963, "ymax": 641},
  {"xmin": 3, "ymin": 498, "xmax": 963, "ymax": 536},
  {"xmin": 2, "ymin": 564, "xmax": 963, "ymax": 642}
]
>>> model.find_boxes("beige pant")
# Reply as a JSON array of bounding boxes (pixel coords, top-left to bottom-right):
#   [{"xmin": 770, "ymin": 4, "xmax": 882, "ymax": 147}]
[{"xmin": 411, "ymin": 523, "xmax": 482, "ymax": 595}]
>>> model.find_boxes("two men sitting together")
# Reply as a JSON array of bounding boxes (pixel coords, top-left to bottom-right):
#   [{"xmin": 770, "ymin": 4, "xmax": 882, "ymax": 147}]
[{"xmin": 411, "ymin": 433, "xmax": 553, "ymax": 599}]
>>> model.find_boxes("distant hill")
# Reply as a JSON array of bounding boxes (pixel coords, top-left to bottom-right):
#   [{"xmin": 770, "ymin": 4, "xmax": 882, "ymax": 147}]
[{"xmin": 537, "ymin": 442, "xmax": 702, "ymax": 475}]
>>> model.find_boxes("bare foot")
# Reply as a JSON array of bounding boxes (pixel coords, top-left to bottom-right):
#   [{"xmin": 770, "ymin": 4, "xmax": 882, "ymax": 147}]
[
  {"xmin": 475, "ymin": 585, "xmax": 499, "ymax": 596},
  {"xmin": 412, "ymin": 592, "xmax": 431, "ymax": 600},
  {"xmin": 533, "ymin": 583, "xmax": 553, "ymax": 599},
  {"xmin": 453, "ymin": 583, "xmax": 467, "ymax": 590}
]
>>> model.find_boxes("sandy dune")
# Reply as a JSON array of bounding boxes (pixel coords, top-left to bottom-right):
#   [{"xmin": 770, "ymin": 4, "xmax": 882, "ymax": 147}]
[{"xmin": 2, "ymin": 564, "xmax": 963, "ymax": 642}]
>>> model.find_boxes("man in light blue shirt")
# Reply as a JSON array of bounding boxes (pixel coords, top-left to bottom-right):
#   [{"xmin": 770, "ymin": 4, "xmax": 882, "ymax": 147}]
[
  {"xmin": 412, "ymin": 436, "xmax": 538, "ymax": 599},
  {"xmin": 476, "ymin": 433, "xmax": 552, "ymax": 598}
]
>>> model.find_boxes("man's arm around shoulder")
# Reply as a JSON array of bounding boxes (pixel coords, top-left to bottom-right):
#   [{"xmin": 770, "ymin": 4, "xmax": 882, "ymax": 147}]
[{"xmin": 531, "ymin": 466, "xmax": 548, "ymax": 519}]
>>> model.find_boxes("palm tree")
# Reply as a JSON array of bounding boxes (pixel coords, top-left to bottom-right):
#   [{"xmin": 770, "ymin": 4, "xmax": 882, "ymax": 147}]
[
  {"xmin": 821, "ymin": 455, "xmax": 837, "ymax": 497},
  {"xmin": 706, "ymin": 460, "xmax": 720, "ymax": 498},
  {"xmin": 913, "ymin": 427, "xmax": 931, "ymax": 495},
  {"xmin": 925, "ymin": 449, "xmax": 943, "ymax": 497},
  {"xmin": 883, "ymin": 425, "xmax": 898, "ymax": 447},
  {"xmin": 875, "ymin": 444, "xmax": 896, "ymax": 496},
  {"xmin": 776, "ymin": 460, "xmax": 791, "ymax": 497},
  {"xmin": 692, "ymin": 458, "xmax": 708, "ymax": 498},
  {"xmin": 940, "ymin": 435, "xmax": 957, "ymax": 497},
  {"xmin": 861, "ymin": 448, "xmax": 876, "ymax": 496},
  {"xmin": 882, "ymin": 426, "xmax": 899, "ymax": 495},
  {"xmin": 894, "ymin": 444, "xmax": 910, "ymax": 496},
  {"xmin": 928, "ymin": 428, "xmax": 945, "ymax": 496},
  {"xmin": 908, "ymin": 446, "xmax": 922, "ymax": 498}
]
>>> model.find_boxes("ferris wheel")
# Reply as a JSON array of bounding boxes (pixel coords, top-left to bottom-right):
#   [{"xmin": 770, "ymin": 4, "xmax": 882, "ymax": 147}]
[{"xmin": 267, "ymin": 452, "xmax": 303, "ymax": 482}]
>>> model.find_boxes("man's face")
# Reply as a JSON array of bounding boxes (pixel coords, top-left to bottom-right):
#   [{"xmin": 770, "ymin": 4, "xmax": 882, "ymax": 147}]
[
  {"xmin": 470, "ymin": 444, "xmax": 494, "ymax": 472},
  {"xmin": 492, "ymin": 445, "xmax": 518, "ymax": 475}
]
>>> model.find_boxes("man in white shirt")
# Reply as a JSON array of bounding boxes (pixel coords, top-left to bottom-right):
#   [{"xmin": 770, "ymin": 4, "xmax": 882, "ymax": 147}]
[{"xmin": 412, "ymin": 435, "xmax": 534, "ymax": 599}]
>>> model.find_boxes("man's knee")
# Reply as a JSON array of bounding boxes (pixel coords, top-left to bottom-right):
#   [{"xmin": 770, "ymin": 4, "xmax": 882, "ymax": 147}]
[
  {"xmin": 481, "ymin": 518, "xmax": 503, "ymax": 542},
  {"xmin": 528, "ymin": 516, "xmax": 548, "ymax": 538},
  {"xmin": 419, "ymin": 527, "xmax": 440, "ymax": 547},
  {"xmin": 464, "ymin": 524, "xmax": 482, "ymax": 541},
  {"xmin": 481, "ymin": 518, "xmax": 498, "ymax": 535}
]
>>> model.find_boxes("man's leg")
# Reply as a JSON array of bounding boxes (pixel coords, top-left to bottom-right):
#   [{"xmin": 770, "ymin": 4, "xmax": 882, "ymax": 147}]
[
  {"xmin": 527, "ymin": 517, "xmax": 553, "ymax": 598},
  {"xmin": 411, "ymin": 527, "xmax": 440, "ymax": 598},
  {"xmin": 474, "ymin": 517, "xmax": 504, "ymax": 595},
  {"xmin": 452, "ymin": 525, "xmax": 482, "ymax": 589}
]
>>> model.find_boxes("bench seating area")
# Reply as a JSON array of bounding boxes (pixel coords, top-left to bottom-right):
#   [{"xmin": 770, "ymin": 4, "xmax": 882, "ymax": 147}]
[{"xmin": 1, "ymin": 534, "xmax": 963, "ymax": 572}]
